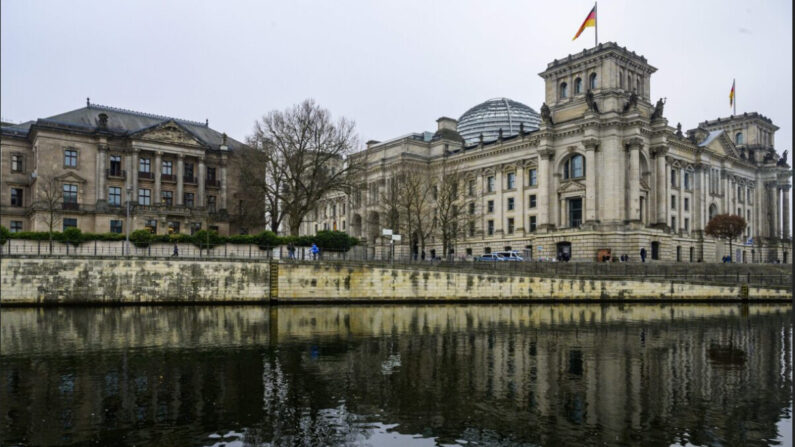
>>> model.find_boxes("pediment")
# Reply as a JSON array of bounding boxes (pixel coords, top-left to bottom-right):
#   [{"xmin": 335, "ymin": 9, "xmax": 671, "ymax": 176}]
[
  {"xmin": 55, "ymin": 171, "xmax": 88, "ymax": 184},
  {"xmin": 557, "ymin": 180, "xmax": 586, "ymax": 194},
  {"xmin": 132, "ymin": 120, "xmax": 205, "ymax": 148},
  {"xmin": 701, "ymin": 131, "xmax": 739, "ymax": 159}
]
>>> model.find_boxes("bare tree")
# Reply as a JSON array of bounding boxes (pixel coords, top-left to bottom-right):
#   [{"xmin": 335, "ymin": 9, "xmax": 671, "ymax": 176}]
[
  {"xmin": 246, "ymin": 99, "xmax": 362, "ymax": 236},
  {"xmin": 435, "ymin": 165, "xmax": 469, "ymax": 260},
  {"xmin": 392, "ymin": 165, "xmax": 435, "ymax": 258},
  {"xmin": 32, "ymin": 174, "xmax": 64, "ymax": 249},
  {"xmin": 232, "ymin": 145, "xmax": 279, "ymax": 233}
]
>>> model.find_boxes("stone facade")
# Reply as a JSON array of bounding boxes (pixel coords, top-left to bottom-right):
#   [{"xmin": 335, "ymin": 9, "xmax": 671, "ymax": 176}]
[
  {"xmin": 307, "ymin": 43, "xmax": 793, "ymax": 263},
  {"xmin": 0, "ymin": 102, "xmax": 246, "ymax": 236}
]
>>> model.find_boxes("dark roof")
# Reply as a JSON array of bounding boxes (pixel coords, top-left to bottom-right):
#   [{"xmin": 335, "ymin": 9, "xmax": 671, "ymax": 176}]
[{"xmin": 1, "ymin": 103, "xmax": 244, "ymax": 150}]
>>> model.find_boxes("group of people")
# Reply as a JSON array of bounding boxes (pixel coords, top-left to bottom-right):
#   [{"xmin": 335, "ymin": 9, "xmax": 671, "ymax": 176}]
[{"xmin": 287, "ymin": 242, "xmax": 320, "ymax": 260}]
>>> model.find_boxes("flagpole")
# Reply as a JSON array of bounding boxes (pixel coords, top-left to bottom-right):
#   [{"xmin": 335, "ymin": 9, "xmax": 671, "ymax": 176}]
[
  {"xmin": 733, "ymin": 79, "xmax": 736, "ymax": 115},
  {"xmin": 594, "ymin": 1, "xmax": 598, "ymax": 46}
]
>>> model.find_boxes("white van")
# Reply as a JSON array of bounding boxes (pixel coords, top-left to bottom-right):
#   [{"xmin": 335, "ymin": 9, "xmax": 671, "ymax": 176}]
[{"xmin": 493, "ymin": 251, "xmax": 524, "ymax": 261}]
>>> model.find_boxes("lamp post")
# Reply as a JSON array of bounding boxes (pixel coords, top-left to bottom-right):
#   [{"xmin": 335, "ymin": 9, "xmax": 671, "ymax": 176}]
[{"xmin": 125, "ymin": 186, "xmax": 132, "ymax": 255}]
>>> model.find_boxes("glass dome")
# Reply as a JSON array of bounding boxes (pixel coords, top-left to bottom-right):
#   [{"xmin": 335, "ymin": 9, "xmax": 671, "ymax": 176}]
[{"xmin": 457, "ymin": 97, "xmax": 540, "ymax": 145}]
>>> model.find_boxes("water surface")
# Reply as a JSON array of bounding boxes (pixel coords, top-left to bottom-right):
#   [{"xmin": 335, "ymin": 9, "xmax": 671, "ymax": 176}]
[{"xmin": 1, "ymin": 304, "xmax": 791, "ymax": 446}]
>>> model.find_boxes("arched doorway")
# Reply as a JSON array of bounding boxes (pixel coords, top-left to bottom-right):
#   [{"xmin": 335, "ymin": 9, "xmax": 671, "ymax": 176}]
[
  {"xmin": 651, "ymin": 241, "xmax": 660, "ymax": 260},
  {"xmin": 352, "ymin": 214, "xmax": 363, "ymax": 238}
]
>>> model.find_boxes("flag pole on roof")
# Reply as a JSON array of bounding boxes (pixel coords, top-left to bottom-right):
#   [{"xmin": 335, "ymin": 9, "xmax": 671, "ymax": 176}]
[
  {"xmin": 573, "ymin": 3, "xmax": 597, "ymax": 44},
  {"xmin": 730, "ymin": 79, "xmax": 736, "ymax": 116}
]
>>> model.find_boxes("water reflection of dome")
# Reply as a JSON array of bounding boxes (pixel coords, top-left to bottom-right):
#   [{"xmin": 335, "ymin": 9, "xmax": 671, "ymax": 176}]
[{"xmin": 457, "ymin": 97, "xmax": 541, "ymax": 145}]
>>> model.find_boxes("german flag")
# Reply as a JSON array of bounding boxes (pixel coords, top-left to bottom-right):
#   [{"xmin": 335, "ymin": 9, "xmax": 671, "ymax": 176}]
[
  {"xmin": 573, "ymin": 5, "xmax": 597, "ymax": 40},
  {"xmin": 729, "ymin": 80, "xmax": 735, "ymax": 107}
]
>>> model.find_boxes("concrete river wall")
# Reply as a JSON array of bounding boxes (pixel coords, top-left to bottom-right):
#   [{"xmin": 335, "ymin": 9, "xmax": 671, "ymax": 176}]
[{"xmin": 0, "ymin": 257, "xmax": 791, "ymax": 305}]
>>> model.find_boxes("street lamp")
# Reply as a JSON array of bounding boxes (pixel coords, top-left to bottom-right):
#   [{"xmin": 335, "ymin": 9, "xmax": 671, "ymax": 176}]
[{"xmin": 125, "ymin": 186, "xmax": 132, "ymax": 255}]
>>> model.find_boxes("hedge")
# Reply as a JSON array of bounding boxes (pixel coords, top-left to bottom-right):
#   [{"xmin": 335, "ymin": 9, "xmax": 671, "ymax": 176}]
[{"xmin": 0, "ymin": 226, "xmax": 359, "ymax": 251}]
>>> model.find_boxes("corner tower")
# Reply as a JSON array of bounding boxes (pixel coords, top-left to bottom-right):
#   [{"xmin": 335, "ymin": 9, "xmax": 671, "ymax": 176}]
[{"xmin": 538, "ymin": 42, "xmax": 657, "ymax": 122}]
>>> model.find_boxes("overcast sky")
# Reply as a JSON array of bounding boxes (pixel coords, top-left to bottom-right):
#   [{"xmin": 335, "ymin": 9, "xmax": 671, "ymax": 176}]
[{"xmin": 1, "ymin": 0, "xmax": 791, "ymax": 166}]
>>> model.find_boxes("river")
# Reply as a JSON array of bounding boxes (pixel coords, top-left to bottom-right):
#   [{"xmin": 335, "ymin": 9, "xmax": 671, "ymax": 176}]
[{"xmin": 0, "ymin": 303, "xmax": 791, "ymax": 446}]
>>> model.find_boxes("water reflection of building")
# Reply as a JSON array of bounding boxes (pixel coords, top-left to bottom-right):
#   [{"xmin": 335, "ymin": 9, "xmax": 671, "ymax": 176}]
[{"xmin": 0, "ymin": 305, "xmax": 791, "ymax": 445}]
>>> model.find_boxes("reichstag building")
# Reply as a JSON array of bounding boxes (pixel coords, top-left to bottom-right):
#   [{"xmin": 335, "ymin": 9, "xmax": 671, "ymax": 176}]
[{"xmin": 308, "ymin": 42, "xmax": 792, "ymax": 263}]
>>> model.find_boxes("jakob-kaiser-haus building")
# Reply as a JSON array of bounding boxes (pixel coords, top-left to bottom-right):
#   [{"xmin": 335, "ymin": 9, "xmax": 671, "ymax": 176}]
[{"xmin": 308, "ymin": 43, "xmax": 792, "ymax": 263}]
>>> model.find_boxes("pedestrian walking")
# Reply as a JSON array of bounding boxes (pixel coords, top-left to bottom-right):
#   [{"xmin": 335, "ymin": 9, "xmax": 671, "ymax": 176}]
[
  {"xmin": 288, "ymin": 242, "xmax": 296, "ymax": 260},
  {"xmin": 172, "ymin": 243, "xmax": 179, "ymax": 257},
  {"xmin": 640, "ymin": 248, "xmax": 647, "ymax": 263},
  {"xmin": 311, "ymin": 243, "xmax": 320, "ymax": 260}
]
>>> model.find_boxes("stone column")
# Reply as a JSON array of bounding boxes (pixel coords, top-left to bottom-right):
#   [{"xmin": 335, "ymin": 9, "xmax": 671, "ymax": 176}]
[
  {"xmin": 516, "ymin": 163, "xmax": 526, "ymax": 233},
  {"xmin": 476, "ymin": 171, "xmax": 484, "ymax": 238},
  {"xmin": 96, "ymin": 146, "xmax": 106, "ymax": 201},
  {"xmin": 177, "ymin": 154, "xmax": 185, "ymax": 205},
  {"xmin": 601, "ymin": 134, "xmax": 624, "ymax": 223},
  {"xmin": 654, "ymin": 147, "xmax": 668, "ymax": 225},
  {"xmin": 220, "ymin": 155, "xmax": 228, "ymax": 210},
  {"xmin": 626, "ymin": 138, "xmax": 642, "ymax": 222},
  {"xmin": 495, "ymin": 169, "xmax": 504, "ymax": 236},
  {"xmin": 775, "ymin": 187, "xmax": 782, "ymax": 238},
  {"xmin": 537, "ymin": 149, "xmax": 554, "ymax": 230},
  {"xmin": 583, "ymin": 139, "xmax": 598, "ymax": 223},
  {"xmin": 154, "ymin": 151, "xmax": 162, "ymax": 205},
  {"xmin": 783, "ymin": 186, "xmax": 791, "ymax": 239},
  {"xmin": 693, "ymin": 165, "xmax": 703, "ymax": 230},
  {"xmin": 198, "ymin": 156, "xmax": 206, "ymax": 207},
  {"xmin": 677, "ymin": 169, "xmax": 684, "ymax": 232}
]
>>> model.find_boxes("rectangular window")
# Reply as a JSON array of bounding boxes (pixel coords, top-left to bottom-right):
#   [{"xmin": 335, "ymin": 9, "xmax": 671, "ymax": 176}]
[
  {"xmin": 528, "ymin": 169, "xmax": 537, "ymax": 186},
  {"xmin": 108, "ymin": 187, "xmax": 121, "ymax": 206},
  {"xmin": 671, "ymin": 195, "xmax": 676, "ymax": 210},
  {"xmin": 747, "ymin": 188, "xmax": 752, "ymax": 204},
  {"xmin": 737, "ymin": 207, "xmax": 741, "ymax": 215},
  {"xmin": 63, "ymin": 218, "xmax": 77, "ymax": 230},
  {"xmin": 208, "ymin": 195, "xmax": 216, "ymax": 212},
  {"xmin": 487, "ymin": 220, "xmax": 494, "ymax": 235},
  {"xmin": 11, "ymin": 154, "xmax": 23, "ymax": 172},
  {"xmin": 64, "ymin": 149, "xmax": 77, "ymax": 167},
  {"xmin": 139, "ymin": 157, "xmax": 151, "ymax": 173},
  {"xmin": 10, "ymin": 221, "xmax": 22, "ymax": 233},
  {"xmin": 684, "ymin": 218, "xmax": 689, "ymax": 232},
  {"xmin": 167, "ymin": 221, "xmax": 180, "ymax": 234},
  {"xmin": 469, "ymin": 221, "xmax": 475, "ymax": 237},
  {"xmin": 568, "ymin": 198, "xmax": 582, "ymax": 227},
  {"xmin": 110, "ymin": 220, "xmax": 123, "ymax": 234},
  {"xmin": 184, "ymin": 192, "xmax": 194, "ymax": 208},
  {"xmin": 161, "ymin": 190, "xmax": 173, "ymax": 206},
  {"xmin": 10, "ymin": 188, "xmax": 23, "ymax": 207},
  {"xmin": 138, "ymin": 188, "xmax": 151, "ymax": 205},
  {"xmin": 110, "ymin": 155, "xmax": 122, "ymax": 176},
  {"xmin": 507, "ymin": 172, "xmax": 516, "ymax": 189},
  {"xmin": 207, "ymin": 167, "xmax": 216, "ymax": 183},
  {"xmin": 529, "ymin": 194, "xmax": 537, "ymax": 208},
  {"xmin": 571, "ymin": 156, "xmax": 584, "ymax": 178},
  {"xmin": 684, "ymin": 197, "xmax": 689, "ymax": 211},
  {"xmin": 507, "ymin": 218, "xmax": 514, "ymax": 234},
  {"xmin": 487, "ymin": 200, "xmax": 494, "ymax": 213},
  {"xmin": 145, "ymin": 219, "xmax": 157, "ymax": 234},
  {"xmin": 468, "ymin": 202, "xmax": 475, "ymax": 215},
  {"xmin": 529, "ymin": 216, "xmax": 537, "ymax": 232},
  {"xmin": 670, "ymin": 169, "xmax": 677, "ymax": 187},
  {"xmin": 507, "ymin": 197, "xmax": 515, "ymax": 211},
  {"xmin": 162, "ymin": 161, "xmax": 173, "ymax": 175},
  {"xmin": 63, "ymin": 184, "xmax": 78, "ymax": 204},
  {"xmin": 184, "ymin": 163, "xmax": 194, "ymax": 180},
  {"xmin": 671, "ymin": 216, "xmax": 676, "ymax": 229},
  {"xmin": 468, "ymin": 179, "xmax": 475, "ymax": 196},
  {"xmin": 684, "ymin": 172, "xmax": 690, "ymax": 190},
  {"xmin": 466, "ymin": 248, "xmax": 473, "ymax": 256},
  {"xmin": 487, "ymin": 176, "xmax": 495, "ymax": 192}
]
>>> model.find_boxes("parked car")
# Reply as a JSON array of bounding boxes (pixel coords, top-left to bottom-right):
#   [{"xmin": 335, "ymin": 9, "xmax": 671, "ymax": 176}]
[
  {"xmin": 494, "ymin": 251, "xmax": 524, "ymax": 261},
  {"xmin": 476, "ymin": 253, "xmax": 506, "ymax": 261}
]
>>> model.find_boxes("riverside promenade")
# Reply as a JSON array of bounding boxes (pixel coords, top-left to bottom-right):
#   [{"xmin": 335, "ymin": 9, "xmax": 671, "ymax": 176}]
[{"xmin": 0, "ymin": 252, "xmax": 791, "ymax": 305}]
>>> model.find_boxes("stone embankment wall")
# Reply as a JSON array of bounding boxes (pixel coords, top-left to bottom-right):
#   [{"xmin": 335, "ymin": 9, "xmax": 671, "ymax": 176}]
[
  {"xmin": 277, "ymin": 262, "xmax": 791, "ymax": 302},
  {"xmin": 0, "ymin": 257, "xmax": 270, "ymax": 305},
  {"xmin": 0, "ymin": 257, "xmax": 790, "ymax": 305}
]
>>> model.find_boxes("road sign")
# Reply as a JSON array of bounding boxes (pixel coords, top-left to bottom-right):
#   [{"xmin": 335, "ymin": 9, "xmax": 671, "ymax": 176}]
[
  {"xmin": 392, "ymin": 234, "xmax": 402, "ymax": 241},
  {"xmin": 382, "ymin": 229, "xmax": 393, "ymax": 236}
]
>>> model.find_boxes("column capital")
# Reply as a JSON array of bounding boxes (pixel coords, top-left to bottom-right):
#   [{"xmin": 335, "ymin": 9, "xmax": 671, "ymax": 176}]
[
  {"xmin": 651, "ymin": 145, "xmax": 668, "ymax": 157},
  {"xmin": 582, "ymin": 138, "xmax": 599, "ymax": 151},
  {"xmin": 623, "ymin": 137, "xmax": 644, "ymax": 150},
  {"xmin": 538, "ymin": 148, "xmax": 555, "ymax": 159},
  {"xmin": 177, "ymin": 153, "xmax": 185, "ymax": 160},
  {"xmin": 155, "ymin": 151, "xmax": 163, "ymax": 157}
]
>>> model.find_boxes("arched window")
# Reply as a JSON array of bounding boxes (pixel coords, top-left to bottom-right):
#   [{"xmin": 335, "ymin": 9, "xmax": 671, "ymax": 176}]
[
  {"xmin": 574, "ymin": 77, "xmax": 582, "ymax": 94},
  {"xmin": 563, "ymin": 154, "xmax": 585, "ymax": 180},
  {"xmin": 589, "ymin": 73, "xmax": 597, "ymax": 89},
  {"xmin": 735, "ymin": 132, "xmax": 744, "ymax": 145},
  {"xmin": 559, "ymin": 82, "xmax": 568, "ymax": 99},
  {"xmin": 708, "ymin": 204, "xmax": 717, "ymax": 222}
]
